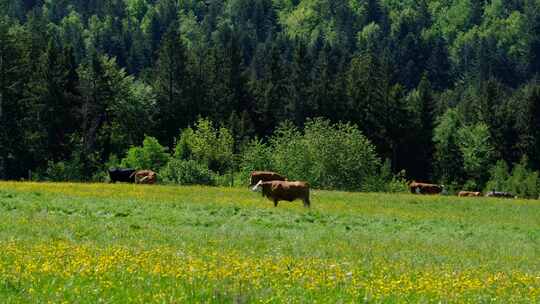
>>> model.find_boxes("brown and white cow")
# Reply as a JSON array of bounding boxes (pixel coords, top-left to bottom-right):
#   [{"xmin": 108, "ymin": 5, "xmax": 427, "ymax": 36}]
[
  {"xmin": 249, "ymin": 171, "xmax": 287, "ymax": 187},
  {"xmin": 132, "ymin": 170, "xmax": 157, "ymax": 184},
  {"xmin": 409, "ymin": 181, "xmax": 444, "ymax": 195},
  {"xmin": 252, "ymin": 180, "xmax": 310, "ymax": 208},
  {"xmin": 458, "ymin": 191, "xmax": 482, "ymax": 197}
]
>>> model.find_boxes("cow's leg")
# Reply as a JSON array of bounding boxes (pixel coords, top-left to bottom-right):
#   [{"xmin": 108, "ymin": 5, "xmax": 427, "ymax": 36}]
[
  {"xmin": 273, "ymin": 200, "xmax": 278, "ymax": 207},
  {"xmin": 303, "ymin": 197, "xmax": 310, "ymax": 208}
]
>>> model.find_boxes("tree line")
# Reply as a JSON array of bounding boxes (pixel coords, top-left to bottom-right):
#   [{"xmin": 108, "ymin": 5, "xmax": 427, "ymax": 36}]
[{"xmin": 1, "ymin": 0, "xmax": 540, "ymax": 193}]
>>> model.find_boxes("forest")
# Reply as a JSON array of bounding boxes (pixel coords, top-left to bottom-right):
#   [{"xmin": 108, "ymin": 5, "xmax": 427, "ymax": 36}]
[{"xmin": 1, "ymin": 0, "xmax": 540, "ymax": 194}]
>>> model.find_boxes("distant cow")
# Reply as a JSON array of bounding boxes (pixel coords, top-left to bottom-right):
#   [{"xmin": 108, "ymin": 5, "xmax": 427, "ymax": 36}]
[
  {"xmin": 108, "ymin": 168, "xmax": 136, "ymax": 183},
  {"xmin": 485, "ymin": 191, "xmax": 516, "ymax": 199},
  {"xmin": 133, "ymin": 170, "xmax": 157, "ymax": 184},
  {"xmin": 252, "ymin": 180, "xmax": 310, "ymax": 208},
  {"xmin": 458, "ymin": 191, "xmax": 482, "ymax": 197},
  {"xmin": 409, "ymin": 181, "xmax": 444, "ymax": 195},
  {"xmin": 249, "ymin": 171, "xmax": 287, "ymax": 187}
]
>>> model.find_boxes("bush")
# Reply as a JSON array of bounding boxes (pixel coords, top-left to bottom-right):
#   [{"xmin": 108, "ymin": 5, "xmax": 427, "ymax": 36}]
[
  {"xmin": 269, "ymin": 118, "xmax": 381, "ymax": 191},
  {"xmin": 160, "ymin": 159, "xmax": 215, "ymax": 185},
  {"xmin": 485, "ymin": 160, "xmax": 510, "ymax": 192},
  {"xmin": 507, "ymin": 158, "xmax": 539, "ymax": 198},
  {"xmin": 121, "ymin": 136, "xmax": 169, "ymax": 171},
  {"xmin": 462, "ymin": 179, "xmax": 480, "ymax": 191},
  {"xmin": 174, "ymin": 118, "xmax": 234, "ymax": 174},
  {"xmin": 457, "ymin": 123, "xmax": 494, "ymax": 188},
  {"xmin": 38, "ymin": 151, "xmax": 85, "ymax": 182},
  {"xmin": 269, "ymin": 121, "xmax": 309, "ymax": 183},
  {"xmin": 485, "ymin": 158, "xmax": 540, "ymax": 198},
  {"xmin": 238, "ymin": 138, "xmax": 273, "ymax": 184},
  {"xmin": 362, "ymin": 160, "xmax": 409, "ymax": 193},
  {"xmin": 433, "ymin": 108, "xmax": 464, "ymax": 185},
  {"xmin": 42, "ymin": 160, "xmax": 83, "ymax": 182}
]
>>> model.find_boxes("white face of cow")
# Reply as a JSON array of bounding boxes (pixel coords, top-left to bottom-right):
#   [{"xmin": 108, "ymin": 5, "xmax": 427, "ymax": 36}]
[{"xmin": 252, "ymin": 180, "xmax": 263, "ymax": 192}]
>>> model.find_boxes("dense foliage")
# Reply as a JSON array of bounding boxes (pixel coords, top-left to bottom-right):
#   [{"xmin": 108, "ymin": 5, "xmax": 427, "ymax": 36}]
[
  {"xmin": 240, "ymin": 118, "xmax": 382, "ymax": 190},
  {"xmin": 1, "ymin": 0, "xmax": 540, "ymax": 193}
]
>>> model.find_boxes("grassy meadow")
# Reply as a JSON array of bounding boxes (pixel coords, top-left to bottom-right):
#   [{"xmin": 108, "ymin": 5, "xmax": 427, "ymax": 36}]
[{"xmin": 0, "ymin": 182, "xmax": 539, "ymax": 303}]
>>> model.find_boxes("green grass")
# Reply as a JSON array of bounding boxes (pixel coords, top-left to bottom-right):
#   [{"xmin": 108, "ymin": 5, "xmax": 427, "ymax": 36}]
[{"xmin": 0, "ymin": 182, "xmax": 539, "ymax": 303}]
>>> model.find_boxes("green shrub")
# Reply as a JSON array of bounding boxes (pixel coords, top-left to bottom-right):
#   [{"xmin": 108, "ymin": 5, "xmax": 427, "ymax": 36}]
[
  {"xmin": 160, "ymin": 159, "xmax": 215, "ymax": 185},
  {"xmin": 433, "ymin": 108, "xmax": 464, "ymax": 185},
  {"xmin": 362, "ymin": 160, "xmax": 408, "ymax": 193},
  {"xmin": 121, "ymin": 136, "xmax": 169, "ymax": 171},
  {"xmin": 42, "ymin": 161, "xmax": 81, "ymax": 182},
  {"xmin": 457, "ymin": 123, "xmax": 494, "ymax": 188},
  {"xmin": 238, "ymin": 138, "xmax": 274, "ymax": 185},
  {"xmin": 507, "ymin": 158, "xmax": 539, "ymax": 198},
  {"xmin": 386, "ymin": 170, "xmax": 410, "ymax": 193},
  {"xmin": 485, "ymin": 160, "xmax": 510, "ymax": 192},
  {"xmin": 269, "ymin": 121, "xmax": 309, "ymax": 183},
  {"xmin": 174, "ymin": 118, "xmax": 234, "ymax": 174},
  {"xmin": 174, "ymin": 128, "xmax": 194, "ymax": 160},
  {"xmin": 485, "ymin": 158, "xmax": 540, "ymax": 198},
  {"xmin": 269, "ymin": 118, "xmax": 381, "ymax": 191},
  {"xmin": 212, "ymin": 172, "xmax": 239, "ymax": 187},
  {"xmin": 39, "ymin": 152, "xmax": 86, "ymax": 182},
  {"xmin": 463, "ymin": 179, "xmax": 480, "ymax": 191}
]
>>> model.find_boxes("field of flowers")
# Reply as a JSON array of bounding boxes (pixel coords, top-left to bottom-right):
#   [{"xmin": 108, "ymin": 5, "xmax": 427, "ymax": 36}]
[{"xmin": 0, "ymin": 182, "xmax": 539, "ymax": 303}]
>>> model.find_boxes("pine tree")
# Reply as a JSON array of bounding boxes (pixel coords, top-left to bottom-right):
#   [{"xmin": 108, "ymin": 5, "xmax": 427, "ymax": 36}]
[
  {"xmin": 346, "ymin": 53, "xmax": 385, "ymax": 139},
  {"xmin": 153, "ymin": 26, "xmax": 191, "ymax": 147},
  {"xmin": 0, "ymin": 17, "xmax": 31, "ymax": 179},
  {"xmin": 253, "ymin": 39, "xmax": 292, "ymax": 135},
  {"xmin": 412, "ymin": 74, "xmax": 436, "ymax": 179},
  {"xmin": 77, "ymin": 52, "xmax": 117, "ymax": 175},
  {"xmin": 289, "ymin": 40, "xmax": 312, "ymax": 126},
  {"xmin": 529, "ymin": 84, "xmax": 540, "ymax": 168},
  {"xmin": 26, "ymin": 39, "xmax": 80, "ymax": 164},
  {"xmin": 365, "ymin": 0, "xmax": 383, "ymax": 25},
  {"xmin": 207, "ymin": 25, "xmax": 247, "ymax": 123}
]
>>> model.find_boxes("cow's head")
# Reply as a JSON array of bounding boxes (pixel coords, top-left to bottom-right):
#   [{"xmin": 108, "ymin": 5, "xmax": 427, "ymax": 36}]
[
  {"xmin": 440, "ymin": 185, "xmax": 448, "ymax": 195},
  {"xmin": 251, "ymin": 180, "xmax": 263, "ymax": 192}
]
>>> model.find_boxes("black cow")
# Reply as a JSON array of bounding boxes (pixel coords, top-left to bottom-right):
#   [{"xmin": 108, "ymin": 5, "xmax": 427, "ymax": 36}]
[{"xmin": 108, "ymin": 168, "xmax": 136, "ymax": 183}]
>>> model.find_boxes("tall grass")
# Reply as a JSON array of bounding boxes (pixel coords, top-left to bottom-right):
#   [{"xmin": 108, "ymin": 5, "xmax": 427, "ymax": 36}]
[{"xmin": 0, "ymin": 182, "xmax": 539, "ymax": 302}]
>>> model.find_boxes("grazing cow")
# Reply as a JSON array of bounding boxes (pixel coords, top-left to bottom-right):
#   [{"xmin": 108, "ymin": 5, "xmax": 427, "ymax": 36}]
[
  {"xmin": 108, "ymin": 168, "xmax": 136, "ymax": 183},
  {"xmin": 252, "ymin": 180, "xmax": 310, "ymax": 207},
  {"xmin": 409, "ymin": 181, "xmax": 444, "ymax": 195},
  {"xmin": 133, "ymin": 170, "xmax": 157, "ymax": 184},
  {"xmin": 249, "ymin": 171, "xmax": 287, "ymax": 187},
  {"xmin": 458, "ymin": 191, "xmax": 482, "ymax": 197},
  {"xmin": 485, "ymin": 191, "xmax": 516, "ymax": 199}
]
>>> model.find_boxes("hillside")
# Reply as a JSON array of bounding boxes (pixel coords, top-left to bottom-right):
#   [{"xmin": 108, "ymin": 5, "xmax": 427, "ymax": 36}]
[{"xmin": 1, "ymin": 0, "xmax": 540, "ymax": 190}]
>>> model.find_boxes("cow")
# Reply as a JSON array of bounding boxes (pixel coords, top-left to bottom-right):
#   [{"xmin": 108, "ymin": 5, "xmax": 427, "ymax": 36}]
[
  {"xmin": 409, "ymin": 181, "xmax": 444, "ymax": 195},
  {"xmin": 249, "ymin": 171, "xmax": 287, "ymax": 187},
  {"xmin": 108, "ymin": 168, "xmax": 136, "ymax": 183},
  {"xmin": 133, "ymin": 170, "xmax": 157, "ymax": 184},
  {"xmin": 458, "ymin": 191, "xmax": 482, "ymax": 197},
  {"xmin": 485, "ymin": 191, "xmax": 516, "ymax": 199},
  {"xmin": 251, "ymin": 180, "xmax": 310, "ymax": 208}
]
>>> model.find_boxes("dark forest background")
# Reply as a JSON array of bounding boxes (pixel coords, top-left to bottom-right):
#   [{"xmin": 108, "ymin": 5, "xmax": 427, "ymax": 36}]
[{"xmin": 1, "ymin": 0, "xmax": 540, "ymax": 193}]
